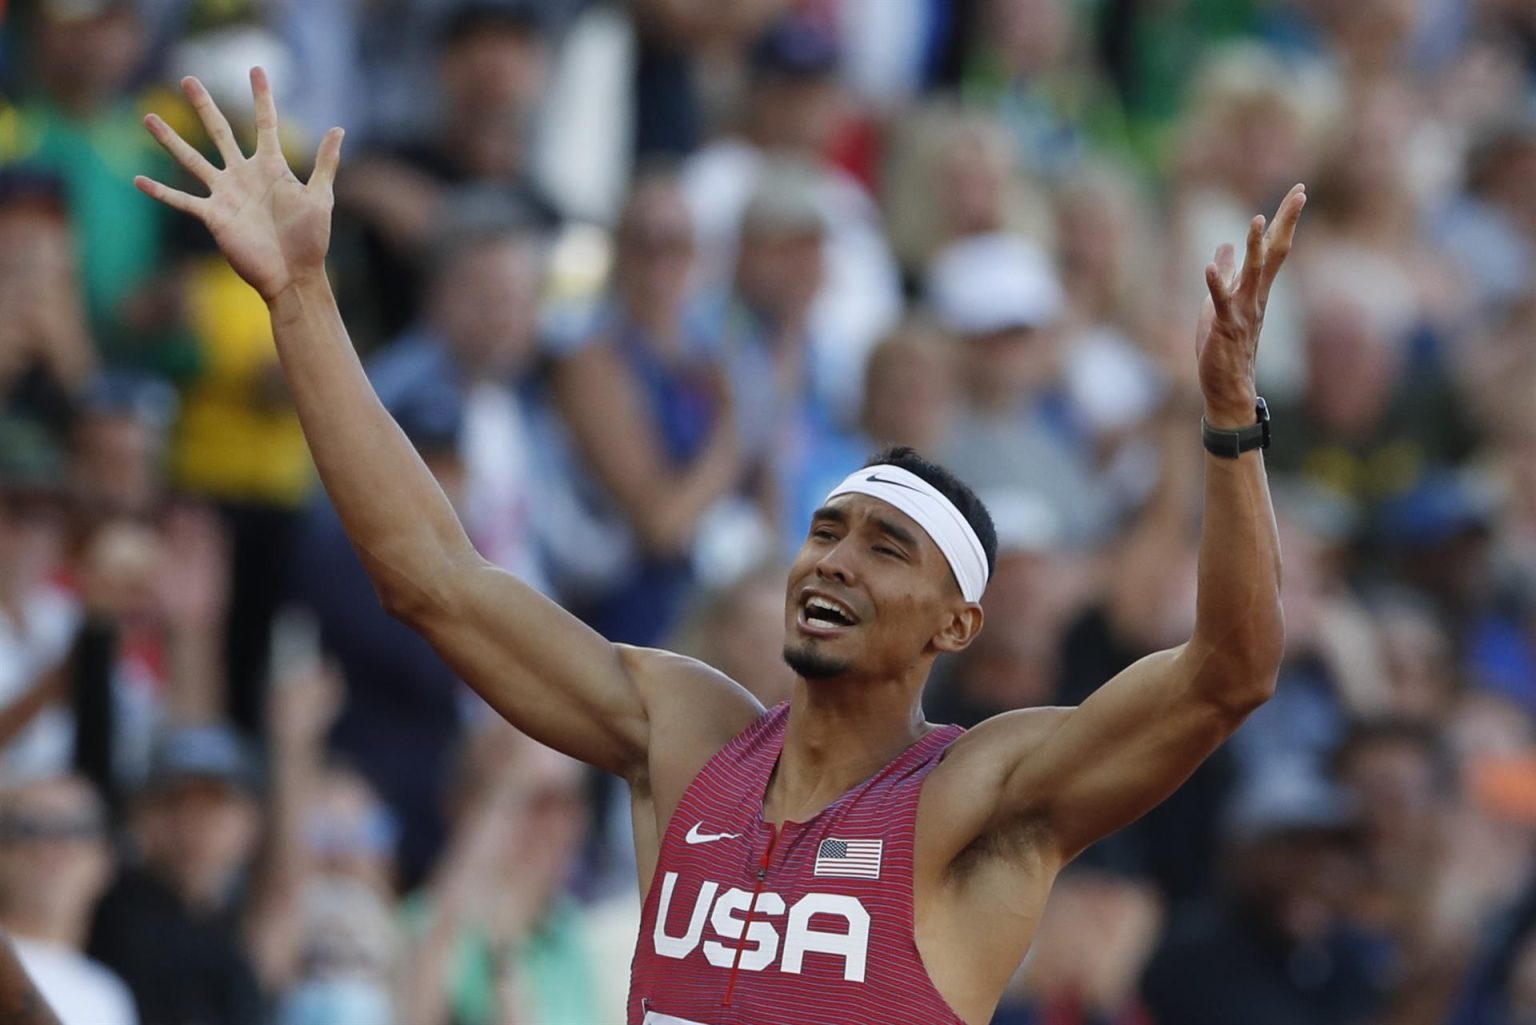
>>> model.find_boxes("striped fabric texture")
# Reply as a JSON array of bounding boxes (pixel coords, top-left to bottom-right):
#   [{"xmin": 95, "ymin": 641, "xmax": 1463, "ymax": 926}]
[{"xmin": 629, "ymin": 703, "xmax": 968, "ymax": 1025}]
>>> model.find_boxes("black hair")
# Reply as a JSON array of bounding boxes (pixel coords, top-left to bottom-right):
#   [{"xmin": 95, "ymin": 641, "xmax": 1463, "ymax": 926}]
[
  {"xmin": 438, "ymin": 0, "xmax": 546, "ymax": 47},
  {"xmin": 1330, "ymin": 716, "xmax": 1457, "ymax": 797},
  {"xmin": 863, "ymin": 446, "xmax": 998, "ymax": 582},
  {"xmin": 0, "ymin": 166, "xmax": 68, "ymax": 218}
]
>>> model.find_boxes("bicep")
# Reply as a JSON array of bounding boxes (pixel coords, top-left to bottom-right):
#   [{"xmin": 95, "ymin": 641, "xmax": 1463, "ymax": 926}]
[
  {"xmin": 999, "ymin": 646, "xmax": 1247, "ymax": 859},
  {"xmin": 409, "ymin": 557, "xmax": 652, "ymax": 777},
  {"xmin": 410, "ymin": 556, "xmax": 764, "ymax": 787}
]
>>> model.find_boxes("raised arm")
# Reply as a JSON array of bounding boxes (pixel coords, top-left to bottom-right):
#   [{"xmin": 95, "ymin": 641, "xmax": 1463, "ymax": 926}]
[
  {"xmin": 958, "ymin": 185, "xmax": 1304, "ymax": 862},
  {"xmin": 134, "ymin": 70, "xmax": 754, "ymax": 779}
]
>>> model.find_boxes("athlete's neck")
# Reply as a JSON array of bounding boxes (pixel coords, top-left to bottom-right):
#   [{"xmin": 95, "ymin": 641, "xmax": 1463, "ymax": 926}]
[{"xmin": 765, "ymin": 679, "xmax": 931, "ymax": 825}]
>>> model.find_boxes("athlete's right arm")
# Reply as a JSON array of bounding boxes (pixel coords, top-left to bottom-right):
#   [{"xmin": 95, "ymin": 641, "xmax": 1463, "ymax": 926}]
[
  {"xmin": 134, "ymin": 70, "xmax": 759, "ymax": 779},
  {"xmin": 262, "ymin": 272, "xmax": 653, "ymax": 774}
]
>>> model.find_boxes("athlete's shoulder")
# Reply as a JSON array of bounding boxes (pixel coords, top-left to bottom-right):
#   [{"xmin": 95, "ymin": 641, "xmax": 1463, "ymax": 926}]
[
  {"xmin": 918, "ymin": 707, "xmax": 1075, "ymax": 858},
  {"xmin": 619, "ymin": 645, "xmax": 766, "ymax": 757},
  {"xmin": 618, "ymin": 645, "xmax": 764, "ymax": 724},
  {"xmin": 936, "ymin": 706, "xmax": 1074, "ymax": 781}
]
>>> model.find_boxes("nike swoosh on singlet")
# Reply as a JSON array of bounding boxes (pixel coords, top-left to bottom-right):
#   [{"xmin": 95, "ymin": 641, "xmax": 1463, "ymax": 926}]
[
  {"xmin": 684, "ymin": 822, "xmax": 741, "ymax": 845},
  {"xmin": 865, "ymin": 473, "xmax": 924, "ymax": 492}
]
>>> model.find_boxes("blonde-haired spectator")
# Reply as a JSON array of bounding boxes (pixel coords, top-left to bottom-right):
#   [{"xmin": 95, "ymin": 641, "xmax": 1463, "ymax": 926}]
[
  {"xmin": 882, "ymin": 107, "xmax": 1054, "ymax": 278},
  {"xmin": 1175, "ymin": 43, "xmax": 1336, "ymax": 400}
]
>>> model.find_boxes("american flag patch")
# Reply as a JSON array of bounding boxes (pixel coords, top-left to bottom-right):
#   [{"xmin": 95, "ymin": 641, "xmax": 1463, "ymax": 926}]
[{"xmin": 814, "ymin": 838, "xmax": 883, "ymax": 879}]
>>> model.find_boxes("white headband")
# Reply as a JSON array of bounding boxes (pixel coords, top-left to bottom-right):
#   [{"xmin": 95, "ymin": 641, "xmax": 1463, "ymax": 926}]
[{"xmin": 825, "ymin": 464, "xmax": 989, "ymax": 602}]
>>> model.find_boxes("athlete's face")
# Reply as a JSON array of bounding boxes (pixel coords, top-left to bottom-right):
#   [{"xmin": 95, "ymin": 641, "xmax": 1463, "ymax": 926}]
[{"xmin": 782, "ymin": 494, "xmax": 983, "ymax": 682}]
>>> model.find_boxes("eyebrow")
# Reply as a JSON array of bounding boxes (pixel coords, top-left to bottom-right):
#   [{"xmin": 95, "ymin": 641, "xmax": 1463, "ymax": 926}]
[
  {"xmin": 871, "ymin": 514, "xmax": 920, "ymax": 551},
  {"xmin": 811, "ymin": 504, "xmax": 922, "ymax": 553}
]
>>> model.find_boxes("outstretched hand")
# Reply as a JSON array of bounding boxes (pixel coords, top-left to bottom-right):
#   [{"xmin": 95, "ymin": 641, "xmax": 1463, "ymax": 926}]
[
  {"xmin": 1195, "ymin": 183, "xmax": 1306, "ymax": 427},
  {"xmin": 135, "ymin": 68, "xmax": 343, "ymax": 303}
]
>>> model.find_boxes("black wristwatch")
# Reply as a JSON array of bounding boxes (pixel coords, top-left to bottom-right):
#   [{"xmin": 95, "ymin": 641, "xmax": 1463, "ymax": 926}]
[{"xmin": 1201, "ymin": 398, "xmax": 1271, "ymax": 458}]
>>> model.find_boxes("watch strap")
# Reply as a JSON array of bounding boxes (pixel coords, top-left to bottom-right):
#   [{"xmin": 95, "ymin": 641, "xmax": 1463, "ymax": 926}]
[{"xmin": 1202, "ymin": 398, "xmax": 1271, "ymax": 458}]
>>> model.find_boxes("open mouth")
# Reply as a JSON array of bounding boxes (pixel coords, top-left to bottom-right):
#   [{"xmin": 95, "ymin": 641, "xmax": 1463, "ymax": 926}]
[{"xmin": 798, "ymin": 593, "xmax": 858, "ymax": 634}]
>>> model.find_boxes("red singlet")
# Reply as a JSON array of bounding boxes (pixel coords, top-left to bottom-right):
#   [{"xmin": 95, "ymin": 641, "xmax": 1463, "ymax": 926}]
[{"xmin": 628, "ymin": 702, "xmax": 969, "ymax": 1024}]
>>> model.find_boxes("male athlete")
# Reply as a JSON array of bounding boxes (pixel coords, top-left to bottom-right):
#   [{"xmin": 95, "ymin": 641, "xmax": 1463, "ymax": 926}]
[{"xmin": 137, "ymin": 71, "xmax": 1301, "ymax": 1024}]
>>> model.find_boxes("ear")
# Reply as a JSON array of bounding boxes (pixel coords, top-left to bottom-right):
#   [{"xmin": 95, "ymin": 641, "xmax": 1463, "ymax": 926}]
[{"xmin": 931, "ymin": 602, "xmax": 984, "ymax": 655}]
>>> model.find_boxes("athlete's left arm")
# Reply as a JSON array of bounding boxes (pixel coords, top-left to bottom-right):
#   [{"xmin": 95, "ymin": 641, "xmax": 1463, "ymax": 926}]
[{"xmin": 971, "ymin": 186, "xmax": 1305, "ymax": 862}]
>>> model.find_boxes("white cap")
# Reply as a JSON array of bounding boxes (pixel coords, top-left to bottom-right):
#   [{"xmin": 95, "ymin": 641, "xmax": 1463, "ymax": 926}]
[
  {"xmin": 925, "ymin": 233, "xmax": 1066, "ymax": 336},
  {"xmin": 982, "ymin": 488, "xmax": 1061, "ymax": 555}
]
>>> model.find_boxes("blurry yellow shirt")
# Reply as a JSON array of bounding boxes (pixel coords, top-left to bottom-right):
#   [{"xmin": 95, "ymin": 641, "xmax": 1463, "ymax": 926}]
[{"xmin": 171, "ymin": 256, "xmax": 313, "ymax": 506}]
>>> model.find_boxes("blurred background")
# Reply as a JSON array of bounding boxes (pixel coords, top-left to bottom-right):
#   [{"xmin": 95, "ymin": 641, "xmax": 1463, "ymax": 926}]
[{"xmin": 0, "ymin": 0, "xmax": 1534, "ymax": 1022}]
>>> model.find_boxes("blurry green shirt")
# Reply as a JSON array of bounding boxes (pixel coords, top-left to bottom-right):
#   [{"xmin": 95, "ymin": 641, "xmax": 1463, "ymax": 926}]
[
  {"xmin": 401, "ymin": 894, "xmax": 602, "ymax": 1025},
  {"xmin": 1081, "ymin": 0, "xmax": 1261, "ymax": 168},
  {"xmin": 0, "ymin": 94, "xmax": 195, "ymax": 376}
]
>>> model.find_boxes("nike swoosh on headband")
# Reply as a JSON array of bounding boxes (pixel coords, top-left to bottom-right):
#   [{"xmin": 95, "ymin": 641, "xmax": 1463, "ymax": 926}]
[
  {"xmin": 827, "ymin": 464, "xmax": 989, "ymax": 602},
  {"xmin": 865, "ymin": 473, "xmax": 924, "ymax": 492}
]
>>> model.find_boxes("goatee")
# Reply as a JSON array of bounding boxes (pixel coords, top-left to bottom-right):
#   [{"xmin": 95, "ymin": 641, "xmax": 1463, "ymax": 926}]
[{"xmin": 783, "ymin": 642, "xmax": 852, "ymax": 680}]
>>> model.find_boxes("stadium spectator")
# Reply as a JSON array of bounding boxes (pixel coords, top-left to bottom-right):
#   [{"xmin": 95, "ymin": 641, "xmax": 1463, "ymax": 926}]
[
  {"xmin": 1139, "ymin": 771, "xmax": 1387, "ymax": 1025},
  {"xmin": 66, "ymin": 374, "xmax": 175, "ymax": 532},
  {"xmin": 1335, "ymin": 721, "xmax": 1471, "ymax": 1020},
  {"xmin": 1268, "ymin": 253, "xmax": 1478, "ymax": 508},
  {"xmin": 550, "ymin": 169, "xmax": 744, "ymax": 646},
  {"xmin": 926, "ymin": 487, "xmax": 1071, "ymax": 729},
  {"xmin": 2, "ymin": 0, "xmax": 196, "ymax": 378},
  {"xmin": 335, "ymin": 0, "xmax": 560, "ymax": 343},
  {"xmin": 857, "ymin": 320, "xmax": 960, "ymax": 455},
  {"xmin": 257, "ymin": 662, "xmax": 407, "ymax": 1025},
  {"xmin": 289, "ymin": 384, "xmax": 470, "ymax": 888},
  {"xmin": 3, "ymin": 1, "xmax": 1536, "ymax": 1022},
  {"xmin": 1173, "ymin": 45, "xmax": 1320, "ymax": 400},
  {"xmin": 401, "ymin": 725, "xmax": 613, "ymax": 1025},
  {"xmin": 0, "ymin": 421, "xmax": 79, "ymax": 781},
  {"xmin": 882, "ymin": 109, "xmax": 1054, "ymax": 282},
  {"xmin": 0, "ymin": 169, "xmax": 95, "ymax": 434},
  {"xmin": 276, "ymin": 763, "xmax": 402, "ymax": 1025},
  {"xmin": 670, "ymin": 561, "xmax": 795, "ymax": 709},
  {"xmin": 368, "ymin": 208, "xmax": 550, "ymax": 592},
  {"xmin": 88, "ymin": 725, "xmax": 266, "ymax": 1025},
  {"xmin": 0, "ymin": 775, "xmax": 136, "ymax": 1025},
  {"xmin": 1052, "ymin": 421, "xmax": 1226, "ymax": 903},
  {"xmin": 958, "ymin": 0, "xmax": 1131, "ymax": 178},
  {"xmin": 927, "ymin": 231, "xmax": 1109, "ymax": 544},
  {"xmin": 1230, "ymin": 507, "xmax": 1390, "ymax": 783},
  {"xmin": 1372, "ymin": 593, "xmax": 1464, "ymax": 724},
  {"xmin": 1051, "ymin": 164, "xmax": 1169, "ymax": 512},
  {"xmin": 1435, "ymin": 119, "xmax": 1536, "ymax": 322},
  {"xmin": 1376, "ymin": 471, "xmax": 1536, "ymax": 705},
  {"xmin": 65, "ymin": 506, "xmax": 230, "ymax": 799},
  {"xmin": 994, "ymin": 869, "xmax": 1160, "ymax": 1025},
  {"xmin": 628, "ymin": 0, "xmax": 791, "ymax": 157},
  {"xmin": 682, "ymin": 15, "xmax": 903, "ymax": 415},
  {"xmin": 703, "ymin": 165, "xmax": 865, "ymax": 556},
  {"xmin": 169, "ymin": 227, "xmax": 314, "ymax": 744}
]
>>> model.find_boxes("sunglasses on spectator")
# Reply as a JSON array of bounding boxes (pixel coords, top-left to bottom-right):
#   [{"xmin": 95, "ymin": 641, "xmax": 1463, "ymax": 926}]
[
  {"xmin": 621, "ymin": 230, "xmax": 694, "ymax": 255},
  {"xmin": 305, "ymin": 806, "xmax": 400, "ymax": 858},
  {"xmin": 0, "ymin": 811, "xmax": 105, "ymax": 844},
  {"xmin": 0, "ymin": 493, "xmax": 65, "ymax": 522}
]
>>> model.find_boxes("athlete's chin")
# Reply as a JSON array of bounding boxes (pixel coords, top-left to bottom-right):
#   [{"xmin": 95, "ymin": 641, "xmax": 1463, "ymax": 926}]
[{"xmin": 782, "ymin": 639, "xmax": 858, "ymax": 680}]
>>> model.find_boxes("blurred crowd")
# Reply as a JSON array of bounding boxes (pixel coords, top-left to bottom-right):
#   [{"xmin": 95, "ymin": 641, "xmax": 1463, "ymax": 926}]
[{"xmin": 0, "ymin": 0, "xmax": 1535, "ymax": 1022}]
